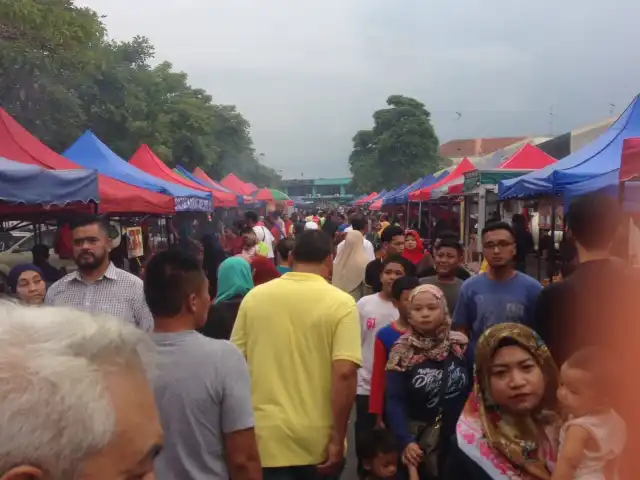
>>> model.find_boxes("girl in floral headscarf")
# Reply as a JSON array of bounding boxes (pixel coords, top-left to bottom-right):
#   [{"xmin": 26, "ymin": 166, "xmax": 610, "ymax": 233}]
[
  {"xmin": 445, "ymin": 323, "xmax": 560, "ymax": 480},
  {"xmin": 385, "ymin": 284, "xmax": 470, "ymax": 479}
]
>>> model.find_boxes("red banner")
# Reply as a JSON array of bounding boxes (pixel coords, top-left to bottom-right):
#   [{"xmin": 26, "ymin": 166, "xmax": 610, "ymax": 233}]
[{"xmin": 619, "ymin": 137, "xmax": 640, "ymax": 182}]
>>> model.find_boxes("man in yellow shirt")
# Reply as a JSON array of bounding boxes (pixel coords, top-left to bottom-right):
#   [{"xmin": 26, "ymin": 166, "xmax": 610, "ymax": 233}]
[{"xmin": 231, "ymin": 230, "xmax": 362, "ymax": 479}]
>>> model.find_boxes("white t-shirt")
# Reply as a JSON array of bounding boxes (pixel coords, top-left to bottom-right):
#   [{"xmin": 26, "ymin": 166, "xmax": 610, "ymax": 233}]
[
  {"xmin": 335, "ymin": 237, "xmax": 375, "ymax": 263},
  {"xmin": 253, "ymin": 225, "xmax": 275, "ymax": 258},
  {"xmin": 356, "ymin": 293, "xmax": 399, "ymax": 395}
]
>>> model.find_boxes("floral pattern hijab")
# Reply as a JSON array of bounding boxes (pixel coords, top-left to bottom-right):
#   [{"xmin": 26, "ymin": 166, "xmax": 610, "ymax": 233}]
[
  {"xmin": 457, "ymin": 323, "xmax": 560, "ymax": 479},
  {"xmin": 386, "ymin": 284, "xmax": 468, "ymax": 372}
]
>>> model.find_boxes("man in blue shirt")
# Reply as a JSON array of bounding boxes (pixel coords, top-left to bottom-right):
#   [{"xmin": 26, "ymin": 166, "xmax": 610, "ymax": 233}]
[{"xmin": 453, "ymin": 221, "xmax": 541, "ymax": 360}]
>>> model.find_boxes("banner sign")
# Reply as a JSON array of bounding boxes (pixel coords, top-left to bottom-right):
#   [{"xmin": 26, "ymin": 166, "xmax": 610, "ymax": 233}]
[
  {"xmin": 125, "ymin": 227, "xmax": 144, "ymax": 259},
  {"xmin": 174, "ymin": 196, "xmax": 212, "ymax": 212}
]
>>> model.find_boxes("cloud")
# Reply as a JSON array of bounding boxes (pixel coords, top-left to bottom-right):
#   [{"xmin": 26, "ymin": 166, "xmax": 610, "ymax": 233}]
[{"xmin": 78, "ymin": 0, "xmax": 640, "ymax": 177}]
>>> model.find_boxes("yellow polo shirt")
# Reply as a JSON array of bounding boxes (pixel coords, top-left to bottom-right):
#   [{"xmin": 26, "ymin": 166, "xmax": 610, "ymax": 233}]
[{"xmin": 231, "ymin": 272, "xmax": 361, "ymax": 467}]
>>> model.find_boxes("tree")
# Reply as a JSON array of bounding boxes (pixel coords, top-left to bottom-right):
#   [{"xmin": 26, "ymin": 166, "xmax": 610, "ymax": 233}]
[
  {"xmin": 0, "ymin": 0, "xmax": 281, "ymax": 188},
  {"xmin": 348, "ymin": 95, "xmax": 444, "ymax": 193}
]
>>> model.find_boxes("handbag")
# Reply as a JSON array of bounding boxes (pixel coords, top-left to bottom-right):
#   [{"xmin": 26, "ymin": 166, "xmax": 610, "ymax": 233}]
[{"xmin": 408, "ymin": 355, "xmax": 453, "ymax": 479}]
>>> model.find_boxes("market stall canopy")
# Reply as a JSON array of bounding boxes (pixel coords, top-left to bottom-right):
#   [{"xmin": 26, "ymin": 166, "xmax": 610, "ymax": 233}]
[
  {"xmin": 370, "ymin": 185, "xmax": 407, "ymax": 210},
  {"xmin": 499, "ymin": 94, "xmax": 640, "ymax": 199},
  {"xmin": 191, "ymin": 167, "xmax": 253, "ymax": 204},
  {"xmin": 130, "ymin": 145, "xmax": 237, "ymax": 207},
  {"xmin": 0, "ymin": 156, "xmax": 98, "ymax": 206},
  {"xmin": 409, "ymin": 158, "xmax": 475, "ymax": 201},
  {"xmin": 220, "ymin": 173, "xmax": 256, "ymax": 196},
  {"xmin": 0, "ymin": 109, "xmax": 174, "ymax": 215},
  {"xmin": 394, "ymin": 171, "xmax": 450, "ymax": 203},
  {"xmin": 457, "ymin": 144, "xmax": 557, "ymax": 195},
  {"xmin": 565, "ymin": 138, "xmax": 640, "ymax": 211},
  {"xmin": 353, "ymin": 192, "xmax": 378, "ymax": 205},
  {"xmin": 250, "ymin": 188, "xmax": 293, "ymax": 205},
  {"xmin": 65, "ymin": 132, "xmax": 211, "ymax": 212}
]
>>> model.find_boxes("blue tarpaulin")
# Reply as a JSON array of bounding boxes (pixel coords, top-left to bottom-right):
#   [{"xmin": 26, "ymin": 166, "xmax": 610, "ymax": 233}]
[
  {"xmin": 0, "ymin": 156, "xmax": 99, "ymax": 206},
  {"xmin": 500, "ymin": 95, "xmax": 640, "ymax": 199},
  {"xmin": 64, "ymin": 132, "xmax": 212, "ymax": 211}
]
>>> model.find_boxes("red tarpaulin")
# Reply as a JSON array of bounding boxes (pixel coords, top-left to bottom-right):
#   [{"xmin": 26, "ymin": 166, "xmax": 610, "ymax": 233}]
[
  {"xmin": 130, "ymin": 145, "xmax": 238, "ymax": 207},
  {"xmin": 620, "ymin": 138, "xmax": 640, "ymax": 182},
  {"xmin": 0, "ymin": 109, "xmax": 174, "ymax": 215},
  {"xmin": 410, "ymin": 158, "xmax": 475, "ymax": 201},
  {"xmin": 220, "ymin": 173, "xmax": 256, "ymax": 196}
]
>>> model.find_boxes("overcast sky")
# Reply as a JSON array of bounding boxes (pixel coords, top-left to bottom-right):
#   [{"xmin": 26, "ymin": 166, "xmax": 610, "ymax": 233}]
[{"xmin": 78, "ymin": 0, "xmax": 640, "ymax": 178}]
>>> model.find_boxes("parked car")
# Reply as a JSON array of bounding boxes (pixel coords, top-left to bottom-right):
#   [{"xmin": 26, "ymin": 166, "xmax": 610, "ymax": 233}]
[{"xmin": 0, "ymin": 230, "xmax": 75, "ymax": 281}]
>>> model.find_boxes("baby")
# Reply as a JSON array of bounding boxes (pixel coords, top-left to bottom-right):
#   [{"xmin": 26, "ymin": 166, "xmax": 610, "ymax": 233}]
[{"xmin": 553, "ymin": 347, "xmax": 626, "ymax": 480}]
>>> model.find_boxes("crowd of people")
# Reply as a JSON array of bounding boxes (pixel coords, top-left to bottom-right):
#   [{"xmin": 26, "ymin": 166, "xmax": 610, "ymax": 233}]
[{"xmin": 0, "ymin": 191, "xmax": 636, "ymax": 480}]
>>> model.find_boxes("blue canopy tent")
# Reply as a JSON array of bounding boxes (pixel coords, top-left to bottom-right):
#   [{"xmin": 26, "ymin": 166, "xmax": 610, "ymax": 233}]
[
  {"xmin": 391, "ymin": 171, "xmax": 452, "ymax": 204},
  {"xmin": 500, "ymin": 95, "xmax": 640, "ymax": 199},
  {"xmin": 0, "ymin": 156, "xmax": 99, "ymax": 206},
  {"xmin": 385, "ymin": 176, "xmax": 432, "ymax": 205},
  {"xmin": 64, "ymin": 132, "xmax": 212, "ymax": 211},
  {"xmin": 564, "ymin": 169, "xmax": 640, "ymax": 211},
  {"xmin": 375, "ymin": 185, "xmax": 407, "ymax": 208},
  {"xmin": 174, "ymin": 165, "xmax": 256, "ymax": 207}
]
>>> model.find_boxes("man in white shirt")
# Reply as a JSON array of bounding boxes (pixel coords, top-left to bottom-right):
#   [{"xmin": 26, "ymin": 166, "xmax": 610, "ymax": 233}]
[
  {"xmin": 335, "ymin": 214, "xmax": 375, "ymax": 262},
  {"xmin": 245, "ymin": 211, "xmax": 275, "ymax": 259}
]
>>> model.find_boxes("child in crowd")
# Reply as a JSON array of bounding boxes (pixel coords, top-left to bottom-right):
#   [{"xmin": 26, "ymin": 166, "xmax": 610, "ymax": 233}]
[
  {"xmin": 554, "ymin": 347, "xmax": 626, "ymax": 480},
  {"xmin": 369, "ymin": 275, "xmax": 421, "ymax": 428},
  {"xmin": 420, "ymin": 237, "xmax": 465, "ymax": 315},
  {"xmin": 275, "ymin": 237, "xmax": 295, "ymax": 274},
  {"xmin": 356, "ymin": 255, "xmax": 411, "ymax": 471},
  {"xmin": 238, "ymin": 226, "xmax": 268, "ymax": 259},
  {"xmin": 357, "ymin": 428, "xmax": 400, "ymax": 480}
]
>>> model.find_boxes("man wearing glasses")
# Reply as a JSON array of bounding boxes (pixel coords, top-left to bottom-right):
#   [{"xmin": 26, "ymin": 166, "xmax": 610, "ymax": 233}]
[{"xmin": 452, "ymin": 221, "xmax": 542, "ymax": 361}]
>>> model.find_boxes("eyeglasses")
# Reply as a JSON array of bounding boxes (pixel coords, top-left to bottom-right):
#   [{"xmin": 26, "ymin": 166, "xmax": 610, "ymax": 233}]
[{"xmin": 483, "ymin": 241, "xmax": 514, "ymax": 251}]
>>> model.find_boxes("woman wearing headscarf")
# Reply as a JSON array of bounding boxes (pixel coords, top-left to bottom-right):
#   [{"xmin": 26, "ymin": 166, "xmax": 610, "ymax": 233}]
[
  {"xmin": 7, "ymin": 264, "xmax": 46, "ymax": 305},
  {"xmin": 198, "ymin": 257, "xmax": 254, "ymax": 340},
  {"xmin": 201, "ymin": 234, "xmax": 228, "ymax": 298},
  {"xmin": 251, "ymin": 255, "xmax": 282, "ymax": 286},
  {"xmin": 444, "ymin": 323, "xmax": 560, "ymax": 480},
  {"xmin": 332, "ymin": 230, "xmax": 369, "ymax": 301},
  {"xmin": 403, "ymin": 229, "xmax": 433, "ymax": 276},
  {"xmin": 385, "ymin": 284, "xmax": 470, "ymax": 479}
]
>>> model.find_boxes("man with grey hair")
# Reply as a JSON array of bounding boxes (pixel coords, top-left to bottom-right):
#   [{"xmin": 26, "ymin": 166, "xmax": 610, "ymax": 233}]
[{"xmin": 0, "ymin": 303, "xmax": 162, "ymax": 479}]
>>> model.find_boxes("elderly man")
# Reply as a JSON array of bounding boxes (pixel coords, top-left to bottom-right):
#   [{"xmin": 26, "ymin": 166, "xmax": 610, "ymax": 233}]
[{"xmin": 0, "ymin": 303, "xmax": 162, "ymax": 479}]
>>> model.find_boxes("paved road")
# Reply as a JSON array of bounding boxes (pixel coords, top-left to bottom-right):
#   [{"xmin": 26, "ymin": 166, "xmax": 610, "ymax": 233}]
[{"xmin": 342, "ymin": 407, "xmax": 358, "ymax": 479}]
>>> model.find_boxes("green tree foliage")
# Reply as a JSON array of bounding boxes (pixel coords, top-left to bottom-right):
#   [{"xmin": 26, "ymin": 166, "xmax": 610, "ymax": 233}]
[
  {"xmin": 0, "ymin": 0, "xmax": 280, "ymax": 187},
  {"xmin": 349, "ymin": 95, "xmax": 444, "ymax": 193}
]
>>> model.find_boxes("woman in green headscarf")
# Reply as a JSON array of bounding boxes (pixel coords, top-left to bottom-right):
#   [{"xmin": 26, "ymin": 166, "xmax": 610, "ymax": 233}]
[{"xmin": 199, "ymin": 257, "xmax": 254, "ymax": 340}]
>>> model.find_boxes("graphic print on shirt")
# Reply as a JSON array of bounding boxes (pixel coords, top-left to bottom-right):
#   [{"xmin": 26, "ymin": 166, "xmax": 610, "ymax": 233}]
[
  {"xmin": 473, "ymin": 294, "xmax": 528, "ymax": 330},
  {"xmin": 366, "ymin": 317, "xmax": 376, "ymax": 330},
  {"xmin": 411, "ymin": 363, "xmax": 468, "ymax": 408}
]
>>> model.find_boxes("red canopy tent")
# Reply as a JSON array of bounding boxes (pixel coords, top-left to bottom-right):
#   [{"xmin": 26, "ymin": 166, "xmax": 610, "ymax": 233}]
[
  {"xmin": 192, "ymin": 168, "xmax": 253, "ymax": 204},
  {"xmin": 410, "ymin": 158, "xmax": 475, "ymax": 201},
  {"xmin": 0, "ymin": 109, "xmax": 174, "ymax": 215},
  {"xmin": 447, "ymin": 144, "xmax": 556, "ymax": 195},
  {"xmin": 354, "ymin": 192, "xmax": 378, "ymax": 205},
  {"xmin": 130, "ymin": 145, "xmax": 237, "ymax": 207},
  {"xmin": 220, "ymin": 173, "xmax": 256, "ymax": 196}
]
